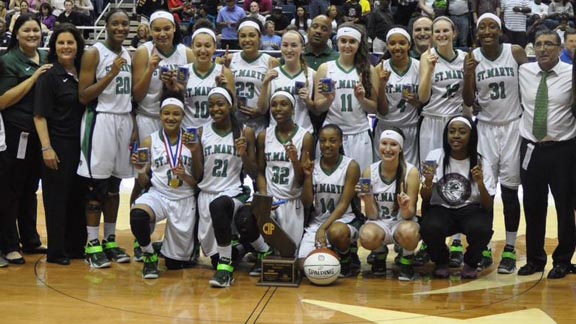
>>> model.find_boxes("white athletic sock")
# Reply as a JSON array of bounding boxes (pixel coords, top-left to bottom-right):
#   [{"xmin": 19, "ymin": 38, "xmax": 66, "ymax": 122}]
[
  {"xmin": 104, "ymin": 222, "xmax": 116, "ymax": 239},
  {"xmin": 402, "ymin": 248, "xmax": 414, "ymax": 257},
  {"xmin": 87, "ymin": 226, "xmax": 100, "ymax": 242},
  {"xmin": 251, "ymin": 236, "xmax": 270, "ymax": 253},
  {"xmin": 486, "ymin": 241, "xmax": 493, "ymax": 250},
  {"xmin": 505, "ymin": 232, "xmax": 517, "ymax": 248},
  {"xmin": 217, "ymin": 245, "xmax": 232, "ymax": 260},
  {"xmin": 141, "ymin": 244, "xmax": 154, "ymax": 254},
  {"xmin": 452, "ymin": 233, "xmax": 462, "ymax": 242}
]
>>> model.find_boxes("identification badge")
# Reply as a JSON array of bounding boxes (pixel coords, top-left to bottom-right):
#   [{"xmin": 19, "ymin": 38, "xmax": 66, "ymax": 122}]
[
  {"xmin": 522, "ymin": 143, "xmax": 535, "ymax": 171},
  {"xmin": 17, "ymin": 132, "xmax": 29, "ymax": 160}
]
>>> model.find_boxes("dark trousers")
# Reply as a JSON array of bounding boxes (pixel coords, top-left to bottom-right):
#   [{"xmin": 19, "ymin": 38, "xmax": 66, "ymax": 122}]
[
  {"xmin": 42, "ymin": 137, "xmax": 86, "ymax": 259},
  {"xmin": 394, "ymin": 2, "xmax": 419, "ymax": 27},
  {"xmin": 504, "ymin": 29, "xmax": 527, "ymax": 48},
  {"xmin": 4, "ymin": 123, "xmax": 42, "ymax": 250},
  {"xmin": 520, "ymin": 138, "xmax": 576, "ymax": 267},
  {"xmin": 0, "ymin": 149, "xmax": 19, "ymax": 253},
  {"xmin": 420, "ymin": 204, "xmax": 493, "ymax": 267}
]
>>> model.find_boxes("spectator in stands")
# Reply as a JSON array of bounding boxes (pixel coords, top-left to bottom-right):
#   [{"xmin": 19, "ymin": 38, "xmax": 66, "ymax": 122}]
[
  {"xmin": 367, "ymin": 0, "xmax": 394, "ymax": 53},
  {"xmin": 55, "ymin": 0, "xmax": 82, "ymax": 26},
  {"xmin": 501, "ymin": 0, "xmax": 531, "ymax": 48},
  {"xmin": 37, "ymin": 2, "xmax": 56, "ymax": 31},
  {"xmin": 261, "ymin": 20, "xmax": 280, "ymax": 50},
  {"xmin": 418, "ymin": 0, "xmax": 435, "ymax": 18},
  {"xmin": 0, "ymin": 17, "xmax": 9, "ymax": 49},
  {"xmin": 136, "ymin": 0, "xmax": 165, "ymax": 20},
  {"xmin": 167, "ymin": 0, "xmax": 185, "ymax": 23},
  {"xmin": 326, "ymin": 5, "xmax": 343, "ymax": 33},
  {"xmin": 131, "ymin": 23, "xmax": 151, "ymax": 49},
  {"xmin": 343, "ymin": 0, "xmax": 362, "ymax": 24},
  {"xmin": 544, "ymin": 0, "xmax": 574, "ymax": 30},
  {"xmin": 291, "ymin": 6, "xmax": 311, "ymax": 38},
  {"xmin": 410, "ymin": 15, "xmax": 432, "ymax": 58},
  {"xmin": 448, "ymin": 0, "xmax": 471, "ymax": 47},
  {"xmin": 310, "ymin": 0, "xmax": 330, "ymax": 19},
  {"xmin": 50, "ymin": 0, "xmax": 65, "ymax": 17},
  {"xmin": 395, "ymin": 0, "xmax": 419, "ymax": 27},
  {"xmin": 247, "ymin": 1, "xmax": 265, "ymax": 26},
  {"xmin": 217, "ymin": 0, "xmax": 245, "ymax": 49},
  {"xmin": 243, "ymin": 0, "xmax": 271, "ymax": 16},
  {"xmin": 8, "ymin": 0, "xmax": 30, "ymax": 32},
  {"xmin": 266, "ymin": 6, "xmax": 290, "ymax": 36},
  {"xmin": 359, "ymin": 0, "xmax": 371, "ymax": 16},
  {"xmin": 530, "ymin": 0, "xmax": 548, "ymax": 18},
  {"xmin": 560, "ymin": 27, "xmax": 576, "ymax": 63},
  {"xmin": 74, "ymin": 0, "xmax": 93, "ymax": 25},
  {"xmin": 471, "ymin": 0, "xmax": 501, "ymax": 25}
]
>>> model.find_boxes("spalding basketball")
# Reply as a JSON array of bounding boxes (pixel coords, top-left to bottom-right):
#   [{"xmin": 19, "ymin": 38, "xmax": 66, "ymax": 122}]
[{"xmin": 303, "ymin": 248, "xmax": 341, "ymax": 286}]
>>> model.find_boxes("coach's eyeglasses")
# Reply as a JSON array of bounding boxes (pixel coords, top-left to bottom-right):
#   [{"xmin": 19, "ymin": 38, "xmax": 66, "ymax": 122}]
[{"xmin": 534, "ymin": 42, "xmax": 560, "ymax": 50}]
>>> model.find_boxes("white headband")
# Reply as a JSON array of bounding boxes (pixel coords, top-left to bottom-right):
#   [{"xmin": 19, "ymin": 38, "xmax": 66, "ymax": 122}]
[
  {"xmin": 192, "ymin": 28, "xmax": 216, "ymax": 42},
  {"xmin": 270, "ymin": 91, "xmax": 295, "ymax": 107},
  {"xmin": 337, "ymin": 27, "xmax": 362, "ymax": 42},
  {"xmin": 208, "ymin": 87, "xmax": 233, "ymax": 106},
  {"xmin": 161, "ymin": 98, "xmax": 184, "ymax": 111},
  {"xmin": 149, "ymin": 11, "xmax": 174, "ymax": 26},
  {"xmin": 449, "ymin": 116, "xmax": 472, "ymax": 129},
  {"xmin": 386, "ymin": 28, "xmax": 411, "ymax": 44},
  {"xmin": 238, "ymin": 20, "xmax": 261, "ymax": 33},
  {"xmin": 380, "ymin": 130, "xmax": 404, "ymax": 149},
  {"xmin": 477, "ymin": 13, "xmax": 501, "ymax": 29}
]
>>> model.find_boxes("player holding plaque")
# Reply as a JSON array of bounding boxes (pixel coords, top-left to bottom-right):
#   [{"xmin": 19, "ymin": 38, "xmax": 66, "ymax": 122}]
[{"xmin": 129, "ymin": 96, "xmax": 198, "ymax": 279}]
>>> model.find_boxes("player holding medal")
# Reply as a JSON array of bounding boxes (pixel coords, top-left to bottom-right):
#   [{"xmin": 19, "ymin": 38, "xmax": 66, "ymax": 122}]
[{"xmin": 130, "ymin": 96, "xmax": 198, "ymax": 279}]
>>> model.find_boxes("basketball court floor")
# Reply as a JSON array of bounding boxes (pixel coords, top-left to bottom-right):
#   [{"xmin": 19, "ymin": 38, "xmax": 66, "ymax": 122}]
[{"xmin": 1, "ymin": 184, "xmax": 575, "ymax": 324}]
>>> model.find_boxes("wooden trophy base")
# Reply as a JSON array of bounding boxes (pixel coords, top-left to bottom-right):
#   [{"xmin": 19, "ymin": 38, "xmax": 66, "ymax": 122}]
[{"xmin": 257, "ymin": 256, "xmax": 301, "ymax": 287}]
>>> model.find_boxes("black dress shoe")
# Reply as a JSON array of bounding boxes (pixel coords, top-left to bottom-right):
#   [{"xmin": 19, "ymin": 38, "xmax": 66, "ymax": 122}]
[
  {"xmin": 22, "ymin": 246, "xmax": 48, "ymax": 254},
  {"xmin": 47, "ymin": 257, "xmax": 71, "ymax": 266},
  {"xmin": 547, "ymin": 263, "xmax": 571, "ymax": 279},
  {"xmin": 518, "ymin": 263, "xmax": 545, "ymax": 276}
]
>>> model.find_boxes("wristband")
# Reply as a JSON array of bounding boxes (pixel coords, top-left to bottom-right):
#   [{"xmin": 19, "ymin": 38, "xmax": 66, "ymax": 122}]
[{"xmin": 41, "ymin": 146, "xmax": 52, "ymax": 152}]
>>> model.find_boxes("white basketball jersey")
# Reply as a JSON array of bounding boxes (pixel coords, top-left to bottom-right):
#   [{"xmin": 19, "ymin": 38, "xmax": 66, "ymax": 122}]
[
  {"xmin": 264, "ymin": 125, "xmax": 307, "ymax": 199},
  {"xmin": 92, "ymin": 42, "xmax": 132, "ymax": 114},
  {"xmin": 370, "ymin": 161, "xmax": 415, "ymax": 222},
  {"xmin": 0, "ymin": 113, "xmax": 5, "ymax": 151},
  {"xmin": 377, "ymin": 58, "xmax": 421, "ymax": 127},
  {"xmin": 230, "ymin": 52, "xmax": 271, "ymax": 132},
  {"xmin": 269, "ymin": 66, "xmax": 315, "ymax": 134},
  {"xmin": 198, "ymin": 123, "xmax": 243, "ymax": 196},
  {"xmin": 422, "ymin": 48, "xmax": 466, "ymax": 117},
  {"xmin": 183, "ymin": 63, "xmax": 223, "ymax": 128},
  {"xmin": 309, "ymin": 156, "xmax": 353, "ymax": 225},
  {"xmin": 473, "ymin": 44, "xmax": 522, "ymax": 123},
  {"xmin": 138, "ymin": 42, "xmax": 189, "ymax": 118},
  {"xmin": 323, "ymin": 60, "xmax": 370, "ymax": 135},
  {"xmin": 149, "ymin": 130, "xmax": 195, "ymax": 200}
]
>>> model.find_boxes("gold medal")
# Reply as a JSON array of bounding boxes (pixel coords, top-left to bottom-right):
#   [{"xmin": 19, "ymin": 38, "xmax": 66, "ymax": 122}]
[{"xmin": 169, "ymin": 178, "xmax": 180, "ymax": 188}]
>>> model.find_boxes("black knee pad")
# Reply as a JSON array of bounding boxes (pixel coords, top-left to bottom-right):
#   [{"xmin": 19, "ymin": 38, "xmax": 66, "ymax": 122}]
[
  {"xmin": 107, "ymin": 176, "xmax": 122, "ymax": 196},
  {"xmin": 130, "ymin": 208, "xmax": 151, "ymax": 246},
  {"xmin": 81, "ymin": 177, "xmax": 108, "ymax": 205},
  {"xmin": 235, "ymin": 206, "xmax": 259, "ymax": 243},
  {"xmin": 210, "ymin": 196, "xmax": 235, "ymax": 244}
]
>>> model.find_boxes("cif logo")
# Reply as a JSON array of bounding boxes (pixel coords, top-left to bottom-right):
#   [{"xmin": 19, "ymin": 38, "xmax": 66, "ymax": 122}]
[{"xmin": 263, "ymin": 222, "xmax": 275, "ymax": 235}]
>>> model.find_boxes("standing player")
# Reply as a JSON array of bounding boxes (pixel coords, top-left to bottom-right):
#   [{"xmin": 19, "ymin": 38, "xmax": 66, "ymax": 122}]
[
  {"xmin": 78, "ymin": 9, "xmax": 133, "ymax": 268},
  {"xmin": 182, "ymin": 23, "xmax": 235, "ymax": 128},
  {"xmin": 463, "ymin": 13, "xmax": 528, "ymax": 274},
  {"xmin": 314, "ymin": 23, "xmax": 379, "ymax": 174},
  {"xmin": 418, "ymin": 16, "xmax": 467, "ymax": 266},
  {"xmin": 376, "ymin": 27, "xmax": 421, "ymax": 166},
  {"xmin": 224, "ymin": 17, "xmax": 279, "ymax": 134},
  {"xmin": 130, "ymin": 97, "xmax": 198, "ymax": 279},
  {"xmin": 298, "ymin": 124, "xmax": 361, "ymax": 277},
  {"xmin": 191, "ymin": 87, "xmax": 257, "ymax": 288},
  {"xmin": 258, "ymin": 30, "xmax": 316, "ymax": 134},
  {"xmin": 357, "ymin": 128, "xmax": 421, "ymax": 280}
]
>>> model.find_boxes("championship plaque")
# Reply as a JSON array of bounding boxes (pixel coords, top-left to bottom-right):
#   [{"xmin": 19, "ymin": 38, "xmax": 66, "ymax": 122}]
[{"xmin": 252, "ymin": 194, "xmax": 300, "ymax": 287}]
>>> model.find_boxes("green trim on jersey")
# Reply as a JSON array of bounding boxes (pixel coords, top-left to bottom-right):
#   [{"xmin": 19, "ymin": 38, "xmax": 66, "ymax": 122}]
[
  {"xmin": 434, "ymin": 47, "xmax": 458, "ymax": 63},
  {"xmin": 390, "ymin": 58, "xmax": 413, "ymax": 77},
  {"xmin": 274, "ymin": 124, "xmax": 300, "ymax": 144},
  {"xmin": 320, "ymin": 155, "xmax": 343, "ymax": 176},
  {"xmin": 240, "ymin": 52, "xmax": 263, "ymax": 64},
  {"xmin": 279, "ymin": 65, "xmax": 304, "ymax": 79},
  {"xmin": 378, "ymin": 161, "xmax": 396, "ymax": 185},
  {"xmin": 336, "ymin": 59, "xmax": 356, "ymax": 74},
  {"xmin": 211, "ymin": 123, "xmax": 232, "ymax": 138},
  {"xmin": 192, "ymin": 62, "xmax": 216, "ymax": 80},
  {"xmin": 480, "ymin": 44, "xmax": 504, "ymax": 62}
]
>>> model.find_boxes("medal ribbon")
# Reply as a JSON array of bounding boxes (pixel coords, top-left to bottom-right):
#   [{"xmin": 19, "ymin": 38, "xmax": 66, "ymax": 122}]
[{"xmin": 162, "ymin": 129, "xmax": 183, "ymax": 170}]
